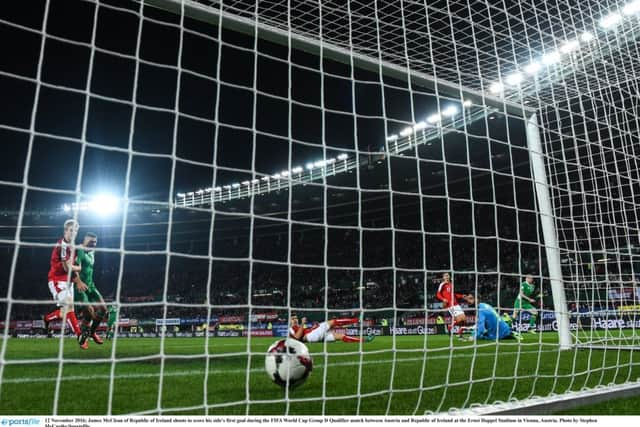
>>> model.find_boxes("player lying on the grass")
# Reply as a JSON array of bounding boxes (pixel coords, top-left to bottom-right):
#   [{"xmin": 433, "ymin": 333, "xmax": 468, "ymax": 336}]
[
  {"xmin": 289, "ymin": 314, "xmax": 375, "ymax": 343},
  {"xmin": 44, "ymin": 219, "xmax": 85, "ymax": 343},
  {"xmin": 75, "ymin": 232, "xmax": 107, "ymax": 350},
  {"xmin": 436, "ymin": 272, "xmax": 471, "ymax": 340},
  {"xmin": 462, "ymin": 294, "xmax": 522, "ymax": 341},
  {"xmin": 512, "ymin": 274, "xmax": 538, "ymax": 333}
]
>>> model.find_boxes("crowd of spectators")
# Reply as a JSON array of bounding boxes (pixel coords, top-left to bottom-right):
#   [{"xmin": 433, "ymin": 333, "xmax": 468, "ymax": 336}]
[{"xmin": 1, "ymin": 207, "xmax": 638, "ymax": 324}]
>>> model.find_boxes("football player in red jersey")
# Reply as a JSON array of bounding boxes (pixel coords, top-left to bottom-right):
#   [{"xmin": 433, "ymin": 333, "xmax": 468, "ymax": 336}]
[
  {"xmin": 43, "ymin": 219, "xmax": 86, "ymax": 345},
  {"xmin": 436, "ymin": 272, "xmax": 470, "ymax": 340},
  {"xmin": 289, "ymin": 314, "xmax": 374, "ymax": 344}
]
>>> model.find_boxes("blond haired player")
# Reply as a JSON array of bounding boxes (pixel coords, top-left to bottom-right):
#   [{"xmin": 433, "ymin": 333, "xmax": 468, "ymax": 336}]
[{"xmin": 44, "ymin": 219, "xmax": 86, "ymax": 346}]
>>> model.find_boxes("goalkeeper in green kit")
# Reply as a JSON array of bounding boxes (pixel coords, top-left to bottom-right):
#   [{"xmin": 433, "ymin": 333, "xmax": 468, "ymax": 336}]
[
  {"xmin": 75, "ymin": 232, "xmax": 108, "ymax": 349},
  {"xmin": 512, "ymin": 274, "xmax": 538, "ymax": 333}
]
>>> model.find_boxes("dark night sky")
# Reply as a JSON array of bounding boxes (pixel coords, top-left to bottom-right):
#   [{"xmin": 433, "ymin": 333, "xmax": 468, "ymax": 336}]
[
  {"xmin": 0, "ymin": 0, "xmax": 545, "ymax": 306},
  {"xmin": 0, "ymin": 0, "xmax": 529, "ymax": 200}
]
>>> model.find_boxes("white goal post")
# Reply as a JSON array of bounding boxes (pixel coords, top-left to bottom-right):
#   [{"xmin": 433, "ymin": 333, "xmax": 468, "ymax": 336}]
[{"xmin": 1, "ymin": 0, "xmax": 640, "ymax": 417}]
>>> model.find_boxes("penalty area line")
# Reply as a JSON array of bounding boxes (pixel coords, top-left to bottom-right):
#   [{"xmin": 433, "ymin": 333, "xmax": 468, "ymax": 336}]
[{"xmin": 1, "ymin": 349, "xmax": 555, "ymax": 384}]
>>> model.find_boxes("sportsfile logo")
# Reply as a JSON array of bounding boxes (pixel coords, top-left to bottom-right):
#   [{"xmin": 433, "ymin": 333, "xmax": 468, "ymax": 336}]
[{"xmin": 0, "ymin": 418, "xmax": 40, "ymax": 426}]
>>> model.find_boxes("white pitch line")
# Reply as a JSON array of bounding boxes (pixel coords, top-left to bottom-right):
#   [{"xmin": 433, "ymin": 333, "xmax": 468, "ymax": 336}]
[{"xmin": 1, "ymin": 349, "xmax": 556, "ymax": 385}]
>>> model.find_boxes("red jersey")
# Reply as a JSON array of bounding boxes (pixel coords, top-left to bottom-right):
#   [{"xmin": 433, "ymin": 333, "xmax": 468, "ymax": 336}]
[
  {"xmin": 289, "ymin": 324, "xmax": 318, "ymax": 340},
  {"xmin": 48, "ymin": 237, "xmax": 75, "ymax": 283},
  {"xmin": 436, "ymin": 281, "xmax": 464, "ymax": 308}
]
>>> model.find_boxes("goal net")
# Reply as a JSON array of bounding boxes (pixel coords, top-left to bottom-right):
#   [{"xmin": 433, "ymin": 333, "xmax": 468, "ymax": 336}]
[{"xmin": 0, "ymin": 0, "xmax": 639, "ymax": 416}]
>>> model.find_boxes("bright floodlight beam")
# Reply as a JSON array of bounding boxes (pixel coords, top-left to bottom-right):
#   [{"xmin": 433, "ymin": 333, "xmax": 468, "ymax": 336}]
[
  {"xmin": 542, "ymin": 51, "xmax": 561, "ymax": 65},
  {"xmin": 559, "ymin": 39, "xmax": 580, "ymax": 54},
  {"xmin": 505, "ymin": 72, "xmax": 523, "ymax": 86},
  {"xmin": 426, "ymin": 114, "xmax": 440, "ymax": 124},
  {"xmin": 90, "ymin": 194, "xmax": 119, "ymax": 215},
  {"xmin": 580, "ymin": 31, "xmax": 595, "ymax": 42},
  {"xmin": 524, "ymin": 62, "xmax": 541, "ymax": 75},
  {"xmin": 413, "ymin": 121, "xmax": 427, "ymax": 130},
  {"xmin": 399, "ymin": 127, "xmax": 413, "ymax": 137},
  {"xmin": 442, "ymin": 106, "xmax": 458, "ymax": 117},
  {"xmin": 488, "ymin": 82, "xmax": 503, "ymax": 94},
  {"xmin": 623, "ymin": 1, "xmax": 640, "ymax": 15},
  {"xmin": 600, "ymin": 13, "xmax": 622, "ymax": 29}
]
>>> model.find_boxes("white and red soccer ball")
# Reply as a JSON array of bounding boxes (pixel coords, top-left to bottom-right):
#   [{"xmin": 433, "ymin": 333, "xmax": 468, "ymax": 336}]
[{"xmin": 265, "ymin": 339, "xmax": 313, "ymax": 389}]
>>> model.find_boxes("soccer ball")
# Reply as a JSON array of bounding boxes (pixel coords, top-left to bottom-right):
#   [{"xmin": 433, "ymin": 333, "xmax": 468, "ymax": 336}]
[{"xmin": 265, "ymin": 338, "xmax": 313, "ymax": 389}]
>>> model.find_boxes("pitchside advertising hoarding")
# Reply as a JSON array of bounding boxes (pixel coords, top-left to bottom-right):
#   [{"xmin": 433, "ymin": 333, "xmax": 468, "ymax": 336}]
[
  {"xmin": 3, "ymin": 307, "xmax": 640, "ymax": 337},
  {"xmin": 513, "ymin": 310, "xmax": 640, "ymax": 332}
]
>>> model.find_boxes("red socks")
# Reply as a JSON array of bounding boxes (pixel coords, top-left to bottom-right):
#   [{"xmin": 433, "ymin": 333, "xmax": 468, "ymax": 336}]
[
  {"xmin": 44, "ymin": 309, "xmax": 61, "ymax": 322},
  {"xmin": 333, "ymin": 318, "xmax": 359, "ymax": 327},
  {"xmin": 341, "ymin": 335, "xmax": 361, "ymax": 343},
  {"xmin": 65, "ymin": 311, "xmax": 81, "ymax": 336},
  {"xmin": 44, "ymin": 309, "xmax": 81, "ymax": 336}
]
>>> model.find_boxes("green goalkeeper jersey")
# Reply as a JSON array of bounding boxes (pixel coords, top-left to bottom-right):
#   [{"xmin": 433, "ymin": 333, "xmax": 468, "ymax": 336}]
[
  {"xmin": 76, "ymin": 248, "xmax": 95, "ymax": 290},
  {"xmin": 520, "ymin": 281, "xmax": 535, "ymax": 298}
]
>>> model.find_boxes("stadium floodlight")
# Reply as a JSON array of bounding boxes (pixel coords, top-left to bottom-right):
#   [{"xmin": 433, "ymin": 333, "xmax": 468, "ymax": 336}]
[
  {"xmin": 306, "ymin": 162, "xmax": 314, "ymax": 170},
  {"xmin": 386, "ymin": 134, "xmax": 398, "ymax": 141},
  {"xmin": 281, "ymin": 171, "xmax": 289, "ymax": 177},
  {"xmin": 223, "ymin": 185, "xmax": 231, "ymax": 190},
  {"xmin": 261, "ymin": 176, "xmax": 270, "ymax": 181},
  {"xmin": 505, "ymin": 72, "xmax": 523, "ymax": 86},
  {"xmin": 623, "ymin": 0, "xmax": 640, "ymax": 15},
  {"xmin": 232, "ymin": 183, "xmax": 240, "ymax": 188},
  {"xmin": 337, "ymin": 154, "xmax": 348, "ymax": 160},
  {"xmin": 442, "ymin": 106, "xmax": 458, "ymax": 117},
  {"xmin": 542, "ymin": 51, "xmax": 561, "ymax": 65},
  {"xmin": 399, "ymin": 126, "xmax": 413, "ymax": 137},
  {"xmin": 580, "ymin": 31, "xmax": 595, "ymax": 42},
  {"xmin": 462, "ymin": 99, "xmax": 472, "ymax": 107},
  {"xmin": 600, "ymin": 13, "xmax": 622, "ymax": 29},
  {"xmin": 313, "ymin": 160, "xmax": 325, "ymax": 168},
  {"xmin": 89, "ymin": 194, "xmax": 119, "ymax": 215},
  {"xmin": 273, "ymin": 174, "xmax": 281, "ymax": 179},
  {"xmin": 413, "ymin": 121, "xmax": 427, "ymax": 130},
  {"xmin": 292, "ymin": 167, "xmax": 303, "ymax": 174},
  {"xmin": 488, "ymin": 82, "xmax": 503, "ymax": 94},
  {"xmin": 214, "ymin": 187, "xmax": 222, "ymax": 191},
  {"xmin": 426, "ymin": 113, "xmax": 441, "ymax": 124},
  {"xmin": 177, "ymin": 193, "xmax": 185, "ymax": 198},
  {"xmin": 241, "ymin": 181, "xmax": 250, "ymax": 186},
  {"xmin": 326, "ymin": 158, "xmax": 336, "ymax": 164},
  {"xmin": 524, "ymin": 62, "xmax": 542, "ymax": 75},
  {"xmin": 62, "ymin": 204, "xmax": 71, "ymax": 212},
  {"xmin": 196, "ymin": 189, "xmax": 204, "ymax": 195},
  {"xmin": 205, "ymin": 188, "xmax": 212, "ymax": 193},
  {"xmin": 559, "ymin": 39, "xmax": 580, "ymax": 54}
]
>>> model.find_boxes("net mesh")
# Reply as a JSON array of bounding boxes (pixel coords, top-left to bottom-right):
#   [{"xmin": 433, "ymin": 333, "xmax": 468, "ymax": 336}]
[{"xmin": 0, "ymin": 0, "xmax": 638, "ymax": 416}]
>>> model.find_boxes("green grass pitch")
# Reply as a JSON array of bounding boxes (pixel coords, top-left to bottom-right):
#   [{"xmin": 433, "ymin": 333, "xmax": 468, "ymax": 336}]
[{"xmin": 0, "ymin": 333, "xmax": 638, "ymax": 415}]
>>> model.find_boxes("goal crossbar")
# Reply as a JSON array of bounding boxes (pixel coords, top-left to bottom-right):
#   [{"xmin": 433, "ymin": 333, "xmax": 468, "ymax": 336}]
[{"xmin": 144, "ymin": 0, "xmax": 534, "ymax": 118}]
